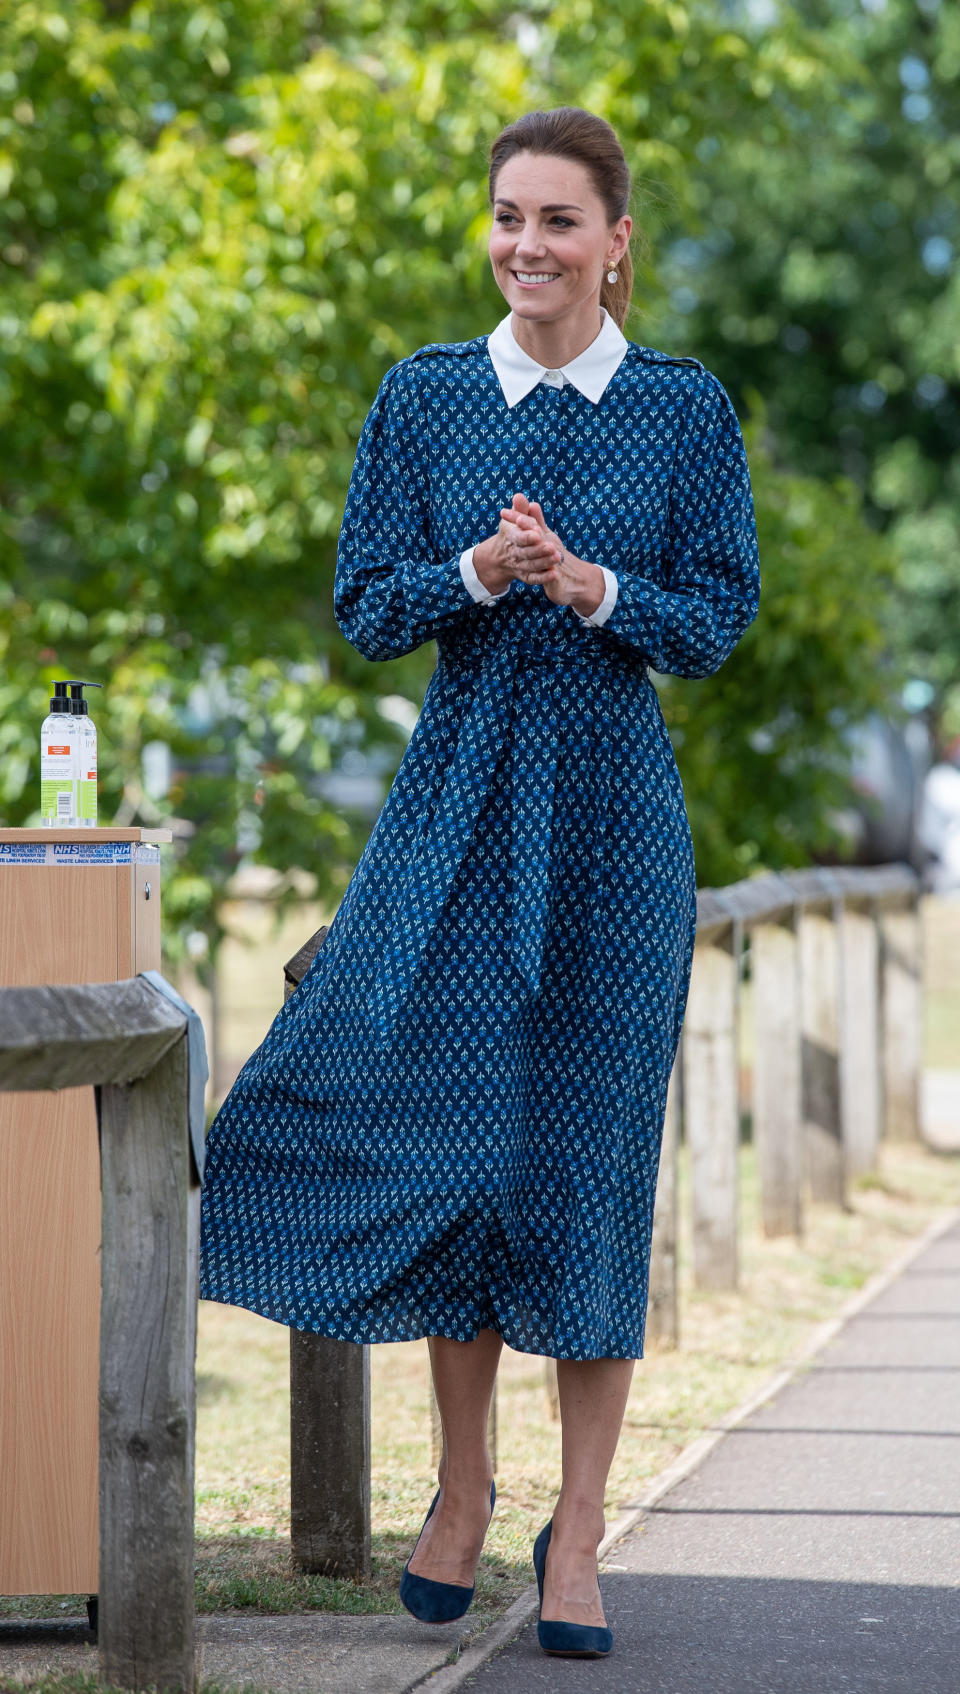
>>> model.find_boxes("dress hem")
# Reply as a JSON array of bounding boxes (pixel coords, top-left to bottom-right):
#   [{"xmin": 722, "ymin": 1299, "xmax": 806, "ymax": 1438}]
[{"xmin": 199, "ymin": 1287, "xmax": 644, "ymax": 1364}]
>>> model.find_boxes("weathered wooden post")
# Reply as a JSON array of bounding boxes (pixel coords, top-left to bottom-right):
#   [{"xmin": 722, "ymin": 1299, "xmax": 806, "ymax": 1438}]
[
  {"xmin": 750, "ymin": 875, "xmax": 804, "ymax": 1237},
  {"xmin": 683, "ymin": 891, "xmax": 741, "ymax": 1290},
  {"xmin": 290, "ymin": 1328, "xmax": 371, "ymax": 1578},
  {"xmin": 283, "ymin": 929, "xmax": 372, "ymax": 1580},
  {"xmin": 0, "ymin": 976, "xmax": 205, "ymax": 1694},
  {"xmin": 98, "ymin": 983, "xmax": 204, "ymax": 1694},
  {"xmin": 793, "ymin": 869, "xmax": 847, "ymax": 1208},
  {"xmin": 876, "ymin": 879, "xmax": 923, "ymax": 1142},
  {"xmin": 647, "ymin": 1053, "xmax": 681, "ymax": 1344},
  {"xmin": 833, "ymin": 869, "xmax": 882, "ymax": 1178}
]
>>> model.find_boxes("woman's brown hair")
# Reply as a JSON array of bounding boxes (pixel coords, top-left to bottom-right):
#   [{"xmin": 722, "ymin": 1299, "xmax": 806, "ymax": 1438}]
[{"xmin": 488, "ymin": 106, "xmax": 637, "ymax": 330}]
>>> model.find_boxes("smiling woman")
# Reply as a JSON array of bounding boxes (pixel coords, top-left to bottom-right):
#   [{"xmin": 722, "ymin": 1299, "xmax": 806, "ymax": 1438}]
[
  {"xmin": 487, "ymin": 107, "xmax": 634, "ymax": 366},
  {"xmin": 198, "ymin": 104, "xmax": 761, "ymax": 1664}
]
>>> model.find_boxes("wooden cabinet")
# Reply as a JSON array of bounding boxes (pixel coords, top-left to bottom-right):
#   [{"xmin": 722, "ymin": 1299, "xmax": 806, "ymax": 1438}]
[{"xmin": 0, "ymin": 828, "xmax": 169, "ymax": 1595}]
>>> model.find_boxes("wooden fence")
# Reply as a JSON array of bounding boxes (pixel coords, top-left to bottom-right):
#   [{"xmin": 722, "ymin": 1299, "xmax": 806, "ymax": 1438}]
[
  {"xmin": 283, "ymin": 860, "xmax": 924, "ymax": 1577},
  {"xmin": 0, "ymin": 974, "xmax": 207, "ymax": 1694},
  {"xmin": 646, "ymin": 862, "xmax": 922, "ymax": 1340}
]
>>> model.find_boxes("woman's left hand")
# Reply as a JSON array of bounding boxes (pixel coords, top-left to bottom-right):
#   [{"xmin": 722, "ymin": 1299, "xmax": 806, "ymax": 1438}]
[{"xmin": 499, "ymin": 494, "xmax": 606, "ymax": 615}]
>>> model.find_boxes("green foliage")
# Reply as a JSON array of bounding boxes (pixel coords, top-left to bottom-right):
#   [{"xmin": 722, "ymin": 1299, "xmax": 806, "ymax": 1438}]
[
  {"xmin": 0, "ymin": 0, "xmax": 910, "ymax": 945},
  {"xmin": 663, "ymin": 402, "xmax": 899, "ymax": 886},
  {"xmin": 654, "ymin": 0, "xmax": 959, "ymax": 736}
]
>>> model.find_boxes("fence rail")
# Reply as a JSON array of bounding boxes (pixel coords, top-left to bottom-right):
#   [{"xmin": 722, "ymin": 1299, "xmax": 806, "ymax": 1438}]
[
  {"xmin": 0, "ymin": 974, "xmax": 207, "ymax": 1694},
  {"xmin": 283, "ymin": 860, "xmax": 925, "ymax": 1572}
]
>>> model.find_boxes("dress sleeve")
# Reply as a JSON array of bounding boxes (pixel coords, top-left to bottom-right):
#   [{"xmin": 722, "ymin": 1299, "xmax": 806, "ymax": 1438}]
[
  {"xmin": 597, "ymin": 369, "xmax": 761, "ymax": 678},
  {"xmin": 334, "ymin": 362, "xmax": 482, "ymax": 661}
]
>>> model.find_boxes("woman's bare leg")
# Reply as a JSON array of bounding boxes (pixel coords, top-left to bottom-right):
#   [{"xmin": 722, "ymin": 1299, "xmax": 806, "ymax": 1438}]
[
  {"xmin": 406, "ymin": 1328, "xmax": 502, "ymax": 1585},
  {"xmin": 539, "ymin": 1357, "xmax": 636, "ymax": 1625}
]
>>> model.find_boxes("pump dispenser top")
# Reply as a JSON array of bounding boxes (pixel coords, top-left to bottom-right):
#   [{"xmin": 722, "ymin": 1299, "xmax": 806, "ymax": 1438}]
[{"xmin": 68, "ymin": 681, "xmax": 102, "ymax": 715}]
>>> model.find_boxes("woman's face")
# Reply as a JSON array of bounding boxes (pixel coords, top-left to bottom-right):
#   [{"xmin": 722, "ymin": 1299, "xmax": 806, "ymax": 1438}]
[{"xmin": 488, "ymin": 151, "xmax": 630, "ymax": 323}]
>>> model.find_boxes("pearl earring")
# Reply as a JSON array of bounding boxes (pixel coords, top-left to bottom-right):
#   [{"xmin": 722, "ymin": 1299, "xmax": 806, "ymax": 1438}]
[{"xmin": 606, "ymin": 267, "xmax": 619, "ymax": 284}]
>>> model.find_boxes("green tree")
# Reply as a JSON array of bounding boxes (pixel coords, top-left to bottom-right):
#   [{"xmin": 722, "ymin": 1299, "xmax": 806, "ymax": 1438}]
[
  {"xmin": 654, "ymin": 0, "xmax": 960, "ymax": 736},
  {"xmin": 674, "ymin": 404, "xmax": 897, "ymax": 884}
]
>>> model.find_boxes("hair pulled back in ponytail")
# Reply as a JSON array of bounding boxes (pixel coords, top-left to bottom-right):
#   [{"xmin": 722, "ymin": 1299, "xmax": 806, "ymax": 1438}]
[{"xmin": 488, "ymin": 106, "xmax": 638, "ymax": 330}]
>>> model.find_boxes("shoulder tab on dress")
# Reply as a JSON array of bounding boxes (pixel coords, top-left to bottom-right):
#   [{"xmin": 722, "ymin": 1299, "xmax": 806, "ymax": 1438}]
[
  {"xmin": 408, "ymin": 338, "xmax": 487, "ymax": 362},
  {"xmin": 627, "ymin": 344, "xmax": 706, "ymax": 373}
]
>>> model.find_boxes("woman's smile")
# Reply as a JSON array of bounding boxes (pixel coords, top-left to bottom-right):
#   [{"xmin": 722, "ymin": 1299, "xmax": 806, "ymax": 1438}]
[{"xmin": 512, "ymin": 270, "xmax": 562, "ymax": 287}]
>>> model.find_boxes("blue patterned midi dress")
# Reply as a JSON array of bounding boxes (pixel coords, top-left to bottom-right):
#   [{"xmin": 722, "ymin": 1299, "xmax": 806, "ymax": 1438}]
[{"xmin": 198, "ymin": 324, "xmax": 761, "ymax": 1360}]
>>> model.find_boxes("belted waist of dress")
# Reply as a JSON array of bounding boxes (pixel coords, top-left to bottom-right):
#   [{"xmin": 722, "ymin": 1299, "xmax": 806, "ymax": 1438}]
[
  {"xmin": 441, "ymin": 627, "xmax": 647, "ymax": 674},
  {"xmin": 369, "ymin": 631, "xmax": 639, "ymax": 1045}
]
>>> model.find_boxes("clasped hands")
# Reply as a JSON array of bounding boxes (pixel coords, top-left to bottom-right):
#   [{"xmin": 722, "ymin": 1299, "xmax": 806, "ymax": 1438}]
[{"xmin": 473, "ymin": 494, "xmax": 606, "ymax": 619}]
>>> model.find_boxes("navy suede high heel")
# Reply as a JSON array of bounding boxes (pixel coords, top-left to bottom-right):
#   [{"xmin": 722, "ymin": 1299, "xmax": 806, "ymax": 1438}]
[
  {"xmin": 399, "ymin": 1479, "xmax": 496, "ymax": 1623},
  {"xmin": 532, "ymin": 1519, "xmax": 614, "ymax": 1658}
]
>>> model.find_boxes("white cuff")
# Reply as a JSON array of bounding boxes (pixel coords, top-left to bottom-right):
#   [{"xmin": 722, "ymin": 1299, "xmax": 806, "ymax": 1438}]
[
  {"xmin": 460, "ymin": 547, "xmax": 510, "ymax": 607},
  {"xmin": 572, "ymin": 565, "xmax": 618, "ymax": 627}
]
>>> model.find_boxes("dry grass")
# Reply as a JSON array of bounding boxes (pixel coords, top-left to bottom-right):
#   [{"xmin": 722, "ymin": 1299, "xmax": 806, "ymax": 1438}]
[{"xmin": 920, "ymin": 890, "xmax": 960, "ymax": 1068}]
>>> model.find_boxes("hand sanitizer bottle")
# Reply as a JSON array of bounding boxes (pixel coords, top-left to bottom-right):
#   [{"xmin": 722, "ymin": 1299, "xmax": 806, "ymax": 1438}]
[
  {"xmin": 41, "ymin": 681, "xmax": 77, "ymax": 826},
  {"xmin": 69, "ymin": 681, "xmax": 103, "ymax": 828}
]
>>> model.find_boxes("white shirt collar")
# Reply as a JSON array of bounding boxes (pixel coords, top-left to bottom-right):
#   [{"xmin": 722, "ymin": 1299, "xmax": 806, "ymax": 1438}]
[{"xmin": 486, "ymin": 306, "xmax": 628, "ymax": 408}]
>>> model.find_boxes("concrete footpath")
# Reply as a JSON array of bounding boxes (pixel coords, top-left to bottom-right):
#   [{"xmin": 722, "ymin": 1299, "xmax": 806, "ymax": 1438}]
[
  {"xmin": 1, "ymin": 1213, "xmax": 957, "ymax": 1694},
  {"xmin": 457, "ymin": 1212, "xmax": 960, "ymax": 1694}
]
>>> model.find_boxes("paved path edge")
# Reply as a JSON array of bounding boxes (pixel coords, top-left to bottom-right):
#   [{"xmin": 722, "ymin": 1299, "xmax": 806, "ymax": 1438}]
[{"xmin": 405, "ymin": 1204, "xmax": 960, "ymax": 1694}]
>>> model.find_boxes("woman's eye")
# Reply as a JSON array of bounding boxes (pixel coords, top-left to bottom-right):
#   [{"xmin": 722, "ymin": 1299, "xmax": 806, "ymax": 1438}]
[{"xmin": 494, "ymin": 214, "xmax": 574, "ymax": 228}]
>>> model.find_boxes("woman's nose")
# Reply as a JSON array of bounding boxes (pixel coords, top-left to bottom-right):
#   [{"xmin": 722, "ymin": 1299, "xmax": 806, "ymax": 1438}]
[{"xmin": 515, "ymin": 226, "xmax": 546, "ymax": 257}]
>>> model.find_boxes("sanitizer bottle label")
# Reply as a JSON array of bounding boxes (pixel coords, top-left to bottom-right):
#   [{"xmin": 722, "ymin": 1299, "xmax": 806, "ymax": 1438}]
[
  {"xmin": 78, "ymin": 758, "xmax": 98, "ymax": 822},
  {"xmin": 41, "ymin": 745, "xmax": 75, "ymax": 823}
]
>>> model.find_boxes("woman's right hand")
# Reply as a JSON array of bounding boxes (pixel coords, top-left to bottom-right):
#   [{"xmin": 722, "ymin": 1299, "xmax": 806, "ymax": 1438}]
[{"xmin": 473, "ymin": 493, "xmax": 559, "ymax": 597}]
